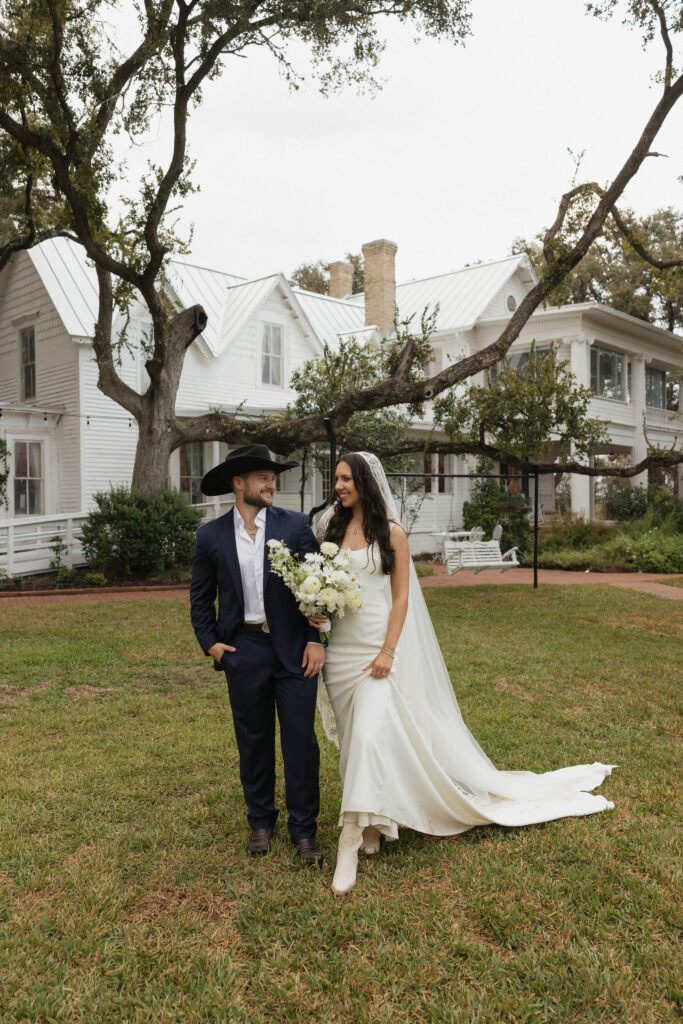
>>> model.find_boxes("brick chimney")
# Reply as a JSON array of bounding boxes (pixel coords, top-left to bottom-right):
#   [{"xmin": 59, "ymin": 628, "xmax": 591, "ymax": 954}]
[
  {"xmin": 362, "ymin": 238, "xmax": 397, "ymax": 338},
  {"xmin": 328, "ymin": 260, "xmax": 354, "ymax": 299}
]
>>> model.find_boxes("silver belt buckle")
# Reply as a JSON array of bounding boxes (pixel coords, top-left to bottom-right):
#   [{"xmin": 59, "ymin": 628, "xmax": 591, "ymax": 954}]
[{"xmin": 261, "ymin": 621, "xmax": 270, "ymax": 634}]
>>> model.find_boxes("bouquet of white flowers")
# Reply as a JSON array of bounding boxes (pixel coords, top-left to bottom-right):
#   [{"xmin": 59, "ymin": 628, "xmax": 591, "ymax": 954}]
[{"xmin": 267, "ymin": 539, "xmax": 363, "ymax": 640}]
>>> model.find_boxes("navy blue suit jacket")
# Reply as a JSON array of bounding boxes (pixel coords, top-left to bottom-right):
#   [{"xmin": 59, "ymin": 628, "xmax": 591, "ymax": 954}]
[{"xmin": 190, "ymin": 505, "xmax": 324, "ymax": 678}]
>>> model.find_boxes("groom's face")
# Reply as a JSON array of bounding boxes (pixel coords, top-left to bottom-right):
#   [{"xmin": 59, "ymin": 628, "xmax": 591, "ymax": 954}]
[{"xmin": 236, "ymin": 470, "xmax": 276, "ymax": 508}]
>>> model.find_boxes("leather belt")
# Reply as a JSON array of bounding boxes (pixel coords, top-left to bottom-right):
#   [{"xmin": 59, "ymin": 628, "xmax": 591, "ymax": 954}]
[{"xmin": 240, "ymin": 622, "xmax": 271, "ymax": 634}]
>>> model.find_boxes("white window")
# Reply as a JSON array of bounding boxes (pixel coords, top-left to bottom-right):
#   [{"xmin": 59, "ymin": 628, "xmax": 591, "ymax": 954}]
[
  {"xmin": 14, "ymin": 440, "xmax": 43, "ymax": 515},
  {"xmin": 590, "ymin": 346, "xmax": 626, "ymax": 401},
  {"xmin": 21, "ymin": 326, "xmax": 36, "ymax": 400},
  {"xmin": 646, "ymin": 368, "xmax": 666, "ymax": 409},
  {"xmin": 261, "ymin": 324, "xmax": 283, "ymax": 387},
  {"xmin": 178, "ymin": 442, "xmax": 204, "ymax": 504}
]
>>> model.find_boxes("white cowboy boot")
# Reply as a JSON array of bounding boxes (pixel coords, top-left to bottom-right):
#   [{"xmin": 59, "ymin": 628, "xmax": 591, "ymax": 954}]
[
  {"xmin": 361, "ymin": 826, "xmax": 382, "ymax": 855},
  {"xmin": 330, "ymin": 823, "xmax": 364, "ymax": 895}
]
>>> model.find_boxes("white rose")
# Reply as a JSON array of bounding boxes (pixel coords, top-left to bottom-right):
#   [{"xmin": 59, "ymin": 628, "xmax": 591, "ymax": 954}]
[
  {"xmin": 267, "ymin": 539, "xmax": 283, "ymax": 549},
  {"xmin": 346, "ymin": 591, "xmax": 362, "ymax": 610},
  {"xmin": 320, "ymin": 541, "xmax": 339, "ymax": 557}
]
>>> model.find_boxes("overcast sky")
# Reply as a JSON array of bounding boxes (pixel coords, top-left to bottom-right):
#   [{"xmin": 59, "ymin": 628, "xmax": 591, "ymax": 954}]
[{"xmin": 126, "ymin": 0, "xmax": 683, "ymax": 284}]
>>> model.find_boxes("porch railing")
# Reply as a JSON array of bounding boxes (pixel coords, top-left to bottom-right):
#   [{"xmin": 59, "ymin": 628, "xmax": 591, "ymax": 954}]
[{"xmin": 0, "ymin": 490, "xmax": 314, "ymax": 578}]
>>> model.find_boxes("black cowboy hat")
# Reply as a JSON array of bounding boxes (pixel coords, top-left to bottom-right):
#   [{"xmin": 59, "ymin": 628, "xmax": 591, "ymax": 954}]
[{"xmin": 200, "ymin": 443, "xmax": 299, "ymax": 496}]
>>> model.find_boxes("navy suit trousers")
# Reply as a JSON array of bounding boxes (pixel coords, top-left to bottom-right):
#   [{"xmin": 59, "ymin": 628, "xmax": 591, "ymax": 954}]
[{"xmin": 222, "ymin": 631, "xmax": 320, "ymax": 839}]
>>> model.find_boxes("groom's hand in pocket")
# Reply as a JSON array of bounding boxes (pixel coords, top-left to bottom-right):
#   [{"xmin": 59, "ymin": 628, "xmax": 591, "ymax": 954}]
[
  {"xmin": 207, "ymin": 642, "xmax": 236, "ymax": 664},
  {"xmin": 302, "ymin": 643, "xmax": 325, "ymax": 678}
]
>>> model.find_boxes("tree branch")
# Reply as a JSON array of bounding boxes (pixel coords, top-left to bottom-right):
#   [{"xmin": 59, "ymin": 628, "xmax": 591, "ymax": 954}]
[{"xmin": 92, "ymin": 264, "xmax": 143, "ymax": 418}]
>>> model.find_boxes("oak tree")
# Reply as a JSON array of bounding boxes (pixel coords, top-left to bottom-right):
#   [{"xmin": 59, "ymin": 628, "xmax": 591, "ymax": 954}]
[{"xmin": 0, "ymin": 0, "xmax": 681, "ymax": 487}]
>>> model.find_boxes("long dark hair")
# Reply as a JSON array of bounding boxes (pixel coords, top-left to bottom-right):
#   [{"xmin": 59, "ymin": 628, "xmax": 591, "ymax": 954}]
[{"xmin": 323, "ymin": 453, "xmax": 395, "ymax": 575}]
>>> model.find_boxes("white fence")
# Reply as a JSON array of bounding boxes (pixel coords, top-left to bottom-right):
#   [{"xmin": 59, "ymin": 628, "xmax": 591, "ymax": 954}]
[
  {"xmin": 0, "ymin": 491, "xmax": 314, "ymax": 578},
  {"xmin": 0, "ymin": 512, "xmax": 89, "ymax": 577}
]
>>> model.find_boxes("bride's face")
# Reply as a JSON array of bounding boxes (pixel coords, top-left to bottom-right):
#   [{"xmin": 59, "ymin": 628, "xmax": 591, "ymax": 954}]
[{"xmin": 335, "ymin": 461, "xmax": 360, "ymax": 510}]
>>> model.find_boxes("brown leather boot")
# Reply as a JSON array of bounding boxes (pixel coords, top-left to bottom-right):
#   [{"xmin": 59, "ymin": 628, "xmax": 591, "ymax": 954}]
[
  {"xmin": 247, "ymin": 827, "xmax": 275, "ymax": 856},
  {"xmin": 292, "ymin": 836, "xmax": 323, "ymax": 867}
]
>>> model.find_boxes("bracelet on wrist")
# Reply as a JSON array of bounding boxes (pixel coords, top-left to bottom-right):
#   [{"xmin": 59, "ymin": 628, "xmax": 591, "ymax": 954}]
[{"xmin": 381, "ymin": 647, "xmax": 395, "ymax": 658}]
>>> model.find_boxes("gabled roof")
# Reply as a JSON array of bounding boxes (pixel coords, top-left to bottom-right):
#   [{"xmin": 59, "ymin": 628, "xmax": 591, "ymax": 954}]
[
  {"xmin": 293, "ymin": 289, "xmax": 368, "ymax": 350},
  {"xmin": 213, "ymin": 274, "xmax": 322, "ymax": 358},
  {"xmin": 164, "ymin": 260, "xmax": 244, "ymax": 353},
  {"xmin": 28, "ymin": 237, "xmax": 99, "ymax": 337},
  {"xmin": 348, "ymin": 254, "xmax": 537, "ymax": 333}
]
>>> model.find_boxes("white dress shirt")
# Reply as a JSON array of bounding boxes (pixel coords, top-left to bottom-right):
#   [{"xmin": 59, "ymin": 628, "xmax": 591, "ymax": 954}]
[{"xmin": 234, "ymin": 506, "xmax": 267, "ymax": 622}]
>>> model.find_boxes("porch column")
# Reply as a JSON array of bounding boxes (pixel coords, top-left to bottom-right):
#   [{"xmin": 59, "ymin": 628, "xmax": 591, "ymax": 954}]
[
  {"xmin": 570, "ymin": 337, "xmax": 592, "ymax": 517},
  {"xmin": 631, "ymin": 355, "xmax": 648, "ymax": 488},
  {"xmin": 570, "ymin": 334, "xmax": 591, "ymax": 387}
]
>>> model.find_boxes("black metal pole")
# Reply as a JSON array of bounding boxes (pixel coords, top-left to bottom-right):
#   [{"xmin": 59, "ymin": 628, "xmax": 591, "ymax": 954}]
[{"xmin": 533, "ymin": 468, "xmax": 539, "ymax": 590}]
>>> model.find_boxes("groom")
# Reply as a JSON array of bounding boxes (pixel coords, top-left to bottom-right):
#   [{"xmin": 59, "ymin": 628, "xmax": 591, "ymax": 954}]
[{"xmin": 190, "ymin": 444, "xmax": 325, "ymax": 866}]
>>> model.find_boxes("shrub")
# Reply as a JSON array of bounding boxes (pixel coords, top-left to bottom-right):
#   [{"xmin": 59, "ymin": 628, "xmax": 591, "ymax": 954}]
[
  {"xmin": 538, "ymin": 513, "xmax": 621, "ymax": 552},
  {"xmin": 646, "ymin": 485, "xmax": 683, "ymax": 531},
  {"xmin": 56, "ymin": 566, "xmax": 78, "ymax": 584},
  {"xmin": 80, "ymin": 487, "xmax": 202, "ymax": 580},
  {"xmin": 601, "ymin": 481, "xmax": 649, "ymax": 521},
  {"xmin": 83, "ymin": 571, "xmax": 108, "ymax": 587},
  {"xmin": 0, "ymin": 573, "xmax": 22, "ymax": 590},
  {"xmin": 536, "ymin": 530, "xmax": 683, "ymax": 574}
]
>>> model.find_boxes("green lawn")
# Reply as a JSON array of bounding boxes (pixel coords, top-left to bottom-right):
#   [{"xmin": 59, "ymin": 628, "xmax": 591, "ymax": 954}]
[{"xmin": 0, "ymin": 587, "xmax": 680, "ymax": 1024}]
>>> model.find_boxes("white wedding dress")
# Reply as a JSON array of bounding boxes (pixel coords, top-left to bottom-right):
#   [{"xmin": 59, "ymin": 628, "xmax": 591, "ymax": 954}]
[{"xmin": 319, "ymin": 455, "xmax": 615, "ymax": 842}]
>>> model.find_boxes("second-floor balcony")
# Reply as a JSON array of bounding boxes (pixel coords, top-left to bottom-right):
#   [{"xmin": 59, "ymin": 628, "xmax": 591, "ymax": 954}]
[{"xmin": 645, "ymin": 406, "xmax": 683, "ymax": 432}]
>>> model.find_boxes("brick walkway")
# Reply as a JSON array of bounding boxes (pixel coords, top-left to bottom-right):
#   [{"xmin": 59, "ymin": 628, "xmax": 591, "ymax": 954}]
[
  {"xmin": 420, "ymin": 564, "xmax": 683, "ymax": 601},
  {"xmin": 1, "ymin": 570, "xmax": 681, "ymax": 605}
]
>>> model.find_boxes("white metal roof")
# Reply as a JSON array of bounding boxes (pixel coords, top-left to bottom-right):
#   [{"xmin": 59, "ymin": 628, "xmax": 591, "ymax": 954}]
[
  {"xmin": 348, "ymin": 254, "xmax": 536, "ymax": 333},
  {"xmin": 294, "ymin": 289, "xmax": 367, "ymax": 350},
  {"xmin": 27, "ymin": 242, "xmax": 535, "ymax": 352},
  {"xmin": 27, "ymin": 239, "xmax": 244, "ymax": 349},
  {"xmin": 28, "ymin": 237, "xmax": 100, "ymax": 337},
  {"xmin": 164, "ymin": 260, "xmax": 244, "ymax": 353}
]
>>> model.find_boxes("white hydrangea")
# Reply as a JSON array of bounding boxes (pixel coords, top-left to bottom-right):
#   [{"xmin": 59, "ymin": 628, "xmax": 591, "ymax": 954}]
[{"xmin": 320, "ymin": 541, "xmax": 339, "ymax": 557}]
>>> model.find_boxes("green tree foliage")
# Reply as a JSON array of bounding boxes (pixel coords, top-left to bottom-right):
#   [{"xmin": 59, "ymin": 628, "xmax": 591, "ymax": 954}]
[
  {"xmin": 289, "ymin": 260, "xmax": 329, "ymax": 294},
  {"xmin": 289, "ymin": 252, "xmax": 364, "ymax": 295},
  {"xmin": 0, "ymin": 0, "xmax": 681, "ymax": 492},
  {"xmin": 281, "ymin": 314, "xmax": 436, "ymax": 507},
  {"xmin": 513, "ymin": 206, "xmax": 683, "ymax": 332},
  {"xmin": 433, "ymin": 344, "xmax": 608, "ymax": 464}
]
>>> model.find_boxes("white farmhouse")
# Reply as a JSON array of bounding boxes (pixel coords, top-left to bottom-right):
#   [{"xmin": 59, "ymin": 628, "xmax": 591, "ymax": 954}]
[{"xmin": 0, "ymin": 237, "xmax": 680, "ymax": 572}]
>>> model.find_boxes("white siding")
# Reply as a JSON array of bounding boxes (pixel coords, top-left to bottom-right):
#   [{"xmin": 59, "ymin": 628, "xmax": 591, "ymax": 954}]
[
  {"xmin": 176, "ymin": 295, "xmax": 319, "ymax": 414},
  {"xmin": 478, "ymin": 270, "xmax": 529, "ymax": 320},
  {"xmin": 79, "ymin": 345, "xmax": 139, "ymax": 504},
  {"xmin": 0, "ymin": 251, "xmax": 81, "ymax": 515}
]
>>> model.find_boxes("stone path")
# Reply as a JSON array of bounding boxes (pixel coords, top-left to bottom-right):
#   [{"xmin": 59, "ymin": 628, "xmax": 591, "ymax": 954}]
[{"xmin": 1, "ymin": 570, "xmax": 681, "ymax": 605}]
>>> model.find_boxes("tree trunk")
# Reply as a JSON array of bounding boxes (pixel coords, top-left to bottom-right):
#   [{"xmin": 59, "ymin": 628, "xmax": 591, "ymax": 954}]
[
  {"xmin": 131, "ymin": 394, "xmax": 178, "ymax": 492},
  {"xmin": 128, "ymin": 305, "xmax": 207, "ymax": 493}
]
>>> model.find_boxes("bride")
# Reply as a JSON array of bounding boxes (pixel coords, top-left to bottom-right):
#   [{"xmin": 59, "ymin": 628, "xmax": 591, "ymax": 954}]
[{"xmin": 313, "ymin": 451, "xmax": 615, "ymax": 895}]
